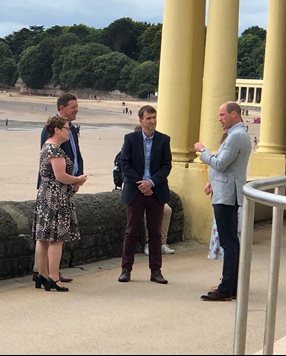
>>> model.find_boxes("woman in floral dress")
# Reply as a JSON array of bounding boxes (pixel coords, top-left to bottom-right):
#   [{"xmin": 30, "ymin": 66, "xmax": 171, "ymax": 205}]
[{"xmin": 32, "ymin": 116, "xmax": 87, "ymax": 292}]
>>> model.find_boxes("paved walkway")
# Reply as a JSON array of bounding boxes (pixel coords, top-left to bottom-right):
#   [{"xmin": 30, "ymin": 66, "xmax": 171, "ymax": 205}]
[{"xmin": 0, "ymin": 224, "xmax": 286, "ymax": 355}]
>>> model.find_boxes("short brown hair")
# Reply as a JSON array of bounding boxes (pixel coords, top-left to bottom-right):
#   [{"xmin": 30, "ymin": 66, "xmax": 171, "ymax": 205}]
[
  {"xmin": 225, "ymin": 101, "xmax": 241, "ymax": 116},
  {"xmin": 57, "ymin": 93, "xmax": 77, "ymax": 111},
  {"xmin": 138, "ymin": 105, "xmax": 156, "ymax": 119},
  {"xmin": 46, "ymin": 116, "xmax": 67, "ymax": 137}
]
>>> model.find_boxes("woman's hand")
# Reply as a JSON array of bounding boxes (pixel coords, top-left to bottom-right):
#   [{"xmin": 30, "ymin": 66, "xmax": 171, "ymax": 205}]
[
  {"xmin": 204, "ymin": 182, "xmax": 212, "ymax": 195},
  {"xmin": 77, "ymin": 175, "xmax": 88, "ymax": 186}
]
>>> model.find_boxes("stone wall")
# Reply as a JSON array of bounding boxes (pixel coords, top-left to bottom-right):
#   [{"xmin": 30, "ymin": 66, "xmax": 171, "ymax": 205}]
[{"xmin": 0, "ymin": 191, "xmax": 184, "ymax": 280}]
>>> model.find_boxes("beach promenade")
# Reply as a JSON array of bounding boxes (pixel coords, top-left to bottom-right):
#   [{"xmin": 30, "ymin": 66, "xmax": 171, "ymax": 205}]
[
  {"xmin": 1, "ymin": 223, "xmax": 286, "ymax": 355},
  {"xmin": 1, "ymin": 93, "xmax": 280, "ymax": 355}
]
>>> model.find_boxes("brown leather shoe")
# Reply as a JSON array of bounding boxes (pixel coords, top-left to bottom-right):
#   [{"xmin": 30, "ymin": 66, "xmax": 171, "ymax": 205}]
[
  {"xmin": 150, "ymin": 270, "xmax": 168, "ymax": 284},
  {"xmin": 59, "ymin": 273, "xmax": 73, "ymax": 283},
  {"xmin": 118, "ymin": 269, "xmax": 131, "ymax": 282}
]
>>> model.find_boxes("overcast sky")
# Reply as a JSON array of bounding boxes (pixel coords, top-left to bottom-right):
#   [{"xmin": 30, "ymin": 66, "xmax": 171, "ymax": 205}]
[{"xmin": 0, "ymin": 0, "xmax": 268, "ymax": 38}]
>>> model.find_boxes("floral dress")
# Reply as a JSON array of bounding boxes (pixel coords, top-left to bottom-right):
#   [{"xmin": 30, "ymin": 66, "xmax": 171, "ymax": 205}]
[
  {"xmin": 208, "ymin": 207, "xmax": 242, "ymax": 260},
  {"xmin": 32, "ymin": 143, "xmax": 80, "ymax": 242}
]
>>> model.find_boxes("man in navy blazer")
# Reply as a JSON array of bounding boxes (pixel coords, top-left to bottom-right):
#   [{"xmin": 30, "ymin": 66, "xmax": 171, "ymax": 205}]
[
  {"xmin": 34, "ymin": 93, "xmax": 84, "ymax": 283},
  {"xmin": 118, "ymin": 105, "xmax": 172, "ymax": 284},
  {"xmin": 38, "ymin": 93, "xmax": 84, "ymax": 186}
]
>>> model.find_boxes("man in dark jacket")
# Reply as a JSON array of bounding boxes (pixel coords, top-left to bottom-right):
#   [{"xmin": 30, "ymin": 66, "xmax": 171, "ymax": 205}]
[
  {"xmin": 118, "ymin": 105, "xmax": 172, "ymax": 284},
  {"xmin": 37, "ymin": 93, "xmax": 83, "ymax": 188}
]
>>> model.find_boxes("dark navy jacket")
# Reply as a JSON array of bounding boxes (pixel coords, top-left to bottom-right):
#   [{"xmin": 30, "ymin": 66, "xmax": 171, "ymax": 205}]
[{"xmin": 121, "ymin": 129, "xmax": 172, "ymax": 205}]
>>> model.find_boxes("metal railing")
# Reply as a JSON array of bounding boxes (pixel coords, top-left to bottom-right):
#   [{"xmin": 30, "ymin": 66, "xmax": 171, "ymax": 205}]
[{"xmin": 233, "ymin": 176, "xmax": 286, "ymax": 355}]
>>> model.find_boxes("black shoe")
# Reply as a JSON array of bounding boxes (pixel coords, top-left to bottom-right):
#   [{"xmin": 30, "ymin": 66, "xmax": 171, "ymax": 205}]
[
  {"xmin": 32, "ymin": 271, "xmax": 73, "ymax": 283},
  {"xmin": 46, "ymin": 277, "xmax": 69, "ymax": 292},
  {"xmin": 201, "ymin": 289, "xmax": 232, "ymax": 301},
  {"xmin": 118, "ymin": 269, "xmax": 131, "ymax": 282},
  {"xmin": 35, "ymin": 274, "xmax": 49, "ymax": 290},
  {"xmin": 59, "ymin": 272, "xmax": 73, "ymax": 283},
  {"xmin": 208, "ymin": 288, "xmax": 236, "ymax": 300},
  {"xmin": 32, "ymin": 271, "xmax": 38, "ymax": 282},
  {"xmin": 150, "ymin": 270, "xmax": 168, "ymax": 284}
]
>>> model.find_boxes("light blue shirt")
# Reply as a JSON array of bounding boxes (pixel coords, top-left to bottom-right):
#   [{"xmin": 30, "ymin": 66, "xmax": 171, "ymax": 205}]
[
  {"xmin": 58, "ymin": 113, "xmax": 79, "ymax": 176},
  {"xmin": 228, "ymin": 122, "xmax": 246, "ymax": 134},
  {"xmin": 69, "ymin": 124, "xmax": 79, "ymax": 176},
  {"xmin": 142, "ymin": 131, "xmax": 155, "ymax": 186}
]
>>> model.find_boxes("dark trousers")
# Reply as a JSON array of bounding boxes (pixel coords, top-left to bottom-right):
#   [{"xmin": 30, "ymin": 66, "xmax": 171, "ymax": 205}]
[
  {"xmin": 213, "ymin": 203, "xmax": 239, "ymax": 295},
  {"xmin": 122, "ymin": 193, "xmax": 164, "ymax": 272}
]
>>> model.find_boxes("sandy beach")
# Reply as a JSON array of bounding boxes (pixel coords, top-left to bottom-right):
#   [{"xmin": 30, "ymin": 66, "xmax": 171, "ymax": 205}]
[
  {"xmin": 0, "ymin": 92, "xmax": 260, "ymax": 202},
  {"xmin": 0, "ymin": 92, "xmax": 149, "ymax": 201}
]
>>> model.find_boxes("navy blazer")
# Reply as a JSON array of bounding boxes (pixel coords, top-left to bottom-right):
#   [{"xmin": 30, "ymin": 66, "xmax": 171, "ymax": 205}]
[
  {"xmin": 37, "ymin": 121, "xmax": 84, "ymax": 189},
  {"xmin": 121, "ymin": 130, "xmax": 172, "ymax": 204}
]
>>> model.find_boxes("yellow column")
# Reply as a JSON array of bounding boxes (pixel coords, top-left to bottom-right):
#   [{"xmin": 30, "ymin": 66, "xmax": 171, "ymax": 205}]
[
  {"xmin": 157, "ymin": 0, "xmax": 205, "ymax": 162},
  {"xmin": 198, "ymin": 0, "xmax": 239, "ymax": 152},
  {"xmin": 258, "ymin": 0, "xmax": 286, "ymax": 154}
]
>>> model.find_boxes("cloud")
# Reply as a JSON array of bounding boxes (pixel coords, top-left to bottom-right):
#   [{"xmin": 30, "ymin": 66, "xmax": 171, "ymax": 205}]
[
  {"xmin": 239, "ymin": 0, "xmax": 268, "ymax": 33},
  {"xmin": 0, "ymin": 0, "xmax": 268, "ymax": 38},
  {"xmin": 0, "ymin": 0, "xmax": 164, "ymax": 37}
]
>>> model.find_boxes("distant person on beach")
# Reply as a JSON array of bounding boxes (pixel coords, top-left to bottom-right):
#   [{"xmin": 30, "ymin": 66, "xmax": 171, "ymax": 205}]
[
  {"xmin": 5, "ymin": 118, "xmax": 8, "ymax": 129},
  {"xmin": 118, "ymin": 105, "xmax": 172, "ymax": 284},
  {"xmin": 33, "ymin": 93, "xmax": 84, "ymax": 284},
  {"xmin": 32, "ymin": 116, "xmax": 87, "ymax": 292}
]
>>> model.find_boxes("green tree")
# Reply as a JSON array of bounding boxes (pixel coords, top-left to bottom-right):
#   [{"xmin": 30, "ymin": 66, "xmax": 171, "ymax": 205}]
[
  {"xmin": 89, "ymin": 52, "xmax": 132, "ymax": 90},
  {"xmin": 138, "ymin": 24, "xmax": 162, "ymax": 62},
  {"xmin": 0, "ymin": 42, "xmax": 18, "ymax": 85},
  {"xmin": 100, "ymin": 18, "xmax": 148, "ymax": 59},
  {"xmin": 117, "ymin": 61, "xmax": 138, "ymax": 93},
  {"xmin": 46, "ymin": 25, "xmax": 65, "ymax": 37},
  {"xmin": 55, "ymin": 43, "xmax": 111, "ymax": 89},
  {"xmin": 18, "ymin": 37, "xmax": 55, "ymax": 89},
  {"xmin": 237, "ymin": 26, "xmax": 266, "ymax": 79},
  {"xmin": 67, "ymin": 24, "xmax": 92, "ymax": 42},
  {"xmin": 128, "ymin": 61, "xmax": 159, "ymax": 98},
  {"xmin": 4, "ymin": 26, "xmax": 46, "ymax": 59},
  {"xmin": 85, "ymin": 28, "xmax": 104, "ymax": 44}
]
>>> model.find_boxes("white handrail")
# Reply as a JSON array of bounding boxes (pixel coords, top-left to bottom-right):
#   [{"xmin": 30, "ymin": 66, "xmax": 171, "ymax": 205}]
[{"xmin": 233, "ymin": 176, "xmax": 286, "ymax": 355}]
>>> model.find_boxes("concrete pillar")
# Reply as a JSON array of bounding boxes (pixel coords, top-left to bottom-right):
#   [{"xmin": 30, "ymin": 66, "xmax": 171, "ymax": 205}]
[
  {"xmin": 246, "ymin": 87, "xmax": 250, "ymax": 103},
  {"xmin": 253, "ymin": 87, "xmax": 257, "ymax": 104},
  {"xmin": 157, "ymin": 0, "xmax": 205, "ymax": 162},
  {"xmin": 238, "ymin": 86, "xmax": 242, "ymax": 102},
  {"xmin": 258, "ymin": 0, "xmax": 286, "ymax": 154},
  {"xmin": 198, "ymin": 0, "xmax": 239, "ymax": 153}
]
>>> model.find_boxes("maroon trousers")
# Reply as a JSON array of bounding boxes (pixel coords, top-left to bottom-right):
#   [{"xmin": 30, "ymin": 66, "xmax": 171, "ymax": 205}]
[{"xmin": 121, "ymin": 193, "xmax": 164, "ymax": 272}]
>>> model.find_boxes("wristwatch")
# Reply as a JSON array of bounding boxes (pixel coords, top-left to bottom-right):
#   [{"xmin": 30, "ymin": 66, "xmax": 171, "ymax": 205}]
[{"xmin": 200, "ymin": 147, "xmax": 206, "ymax": 153}]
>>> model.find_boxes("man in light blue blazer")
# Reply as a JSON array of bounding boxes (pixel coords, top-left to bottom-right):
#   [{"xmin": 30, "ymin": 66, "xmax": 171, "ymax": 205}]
[{"xmin": 194, "ymin": 101, "xmax": 251, "ymax": 301}]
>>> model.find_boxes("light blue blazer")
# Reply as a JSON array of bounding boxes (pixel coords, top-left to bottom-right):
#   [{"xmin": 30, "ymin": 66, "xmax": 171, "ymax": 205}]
[{"xmin": 200, "ymin": 123, "xmax": 251, "ymax": 206}]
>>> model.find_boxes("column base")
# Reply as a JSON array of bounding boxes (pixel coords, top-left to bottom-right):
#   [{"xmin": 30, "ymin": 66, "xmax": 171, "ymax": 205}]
[
  {"xmin": 248, "ymin": 152, "xmax": 286, "ymax": 178},
  {"xmin": 171, "ymin": 148, "xmax": 193, "ymax": 163}
]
